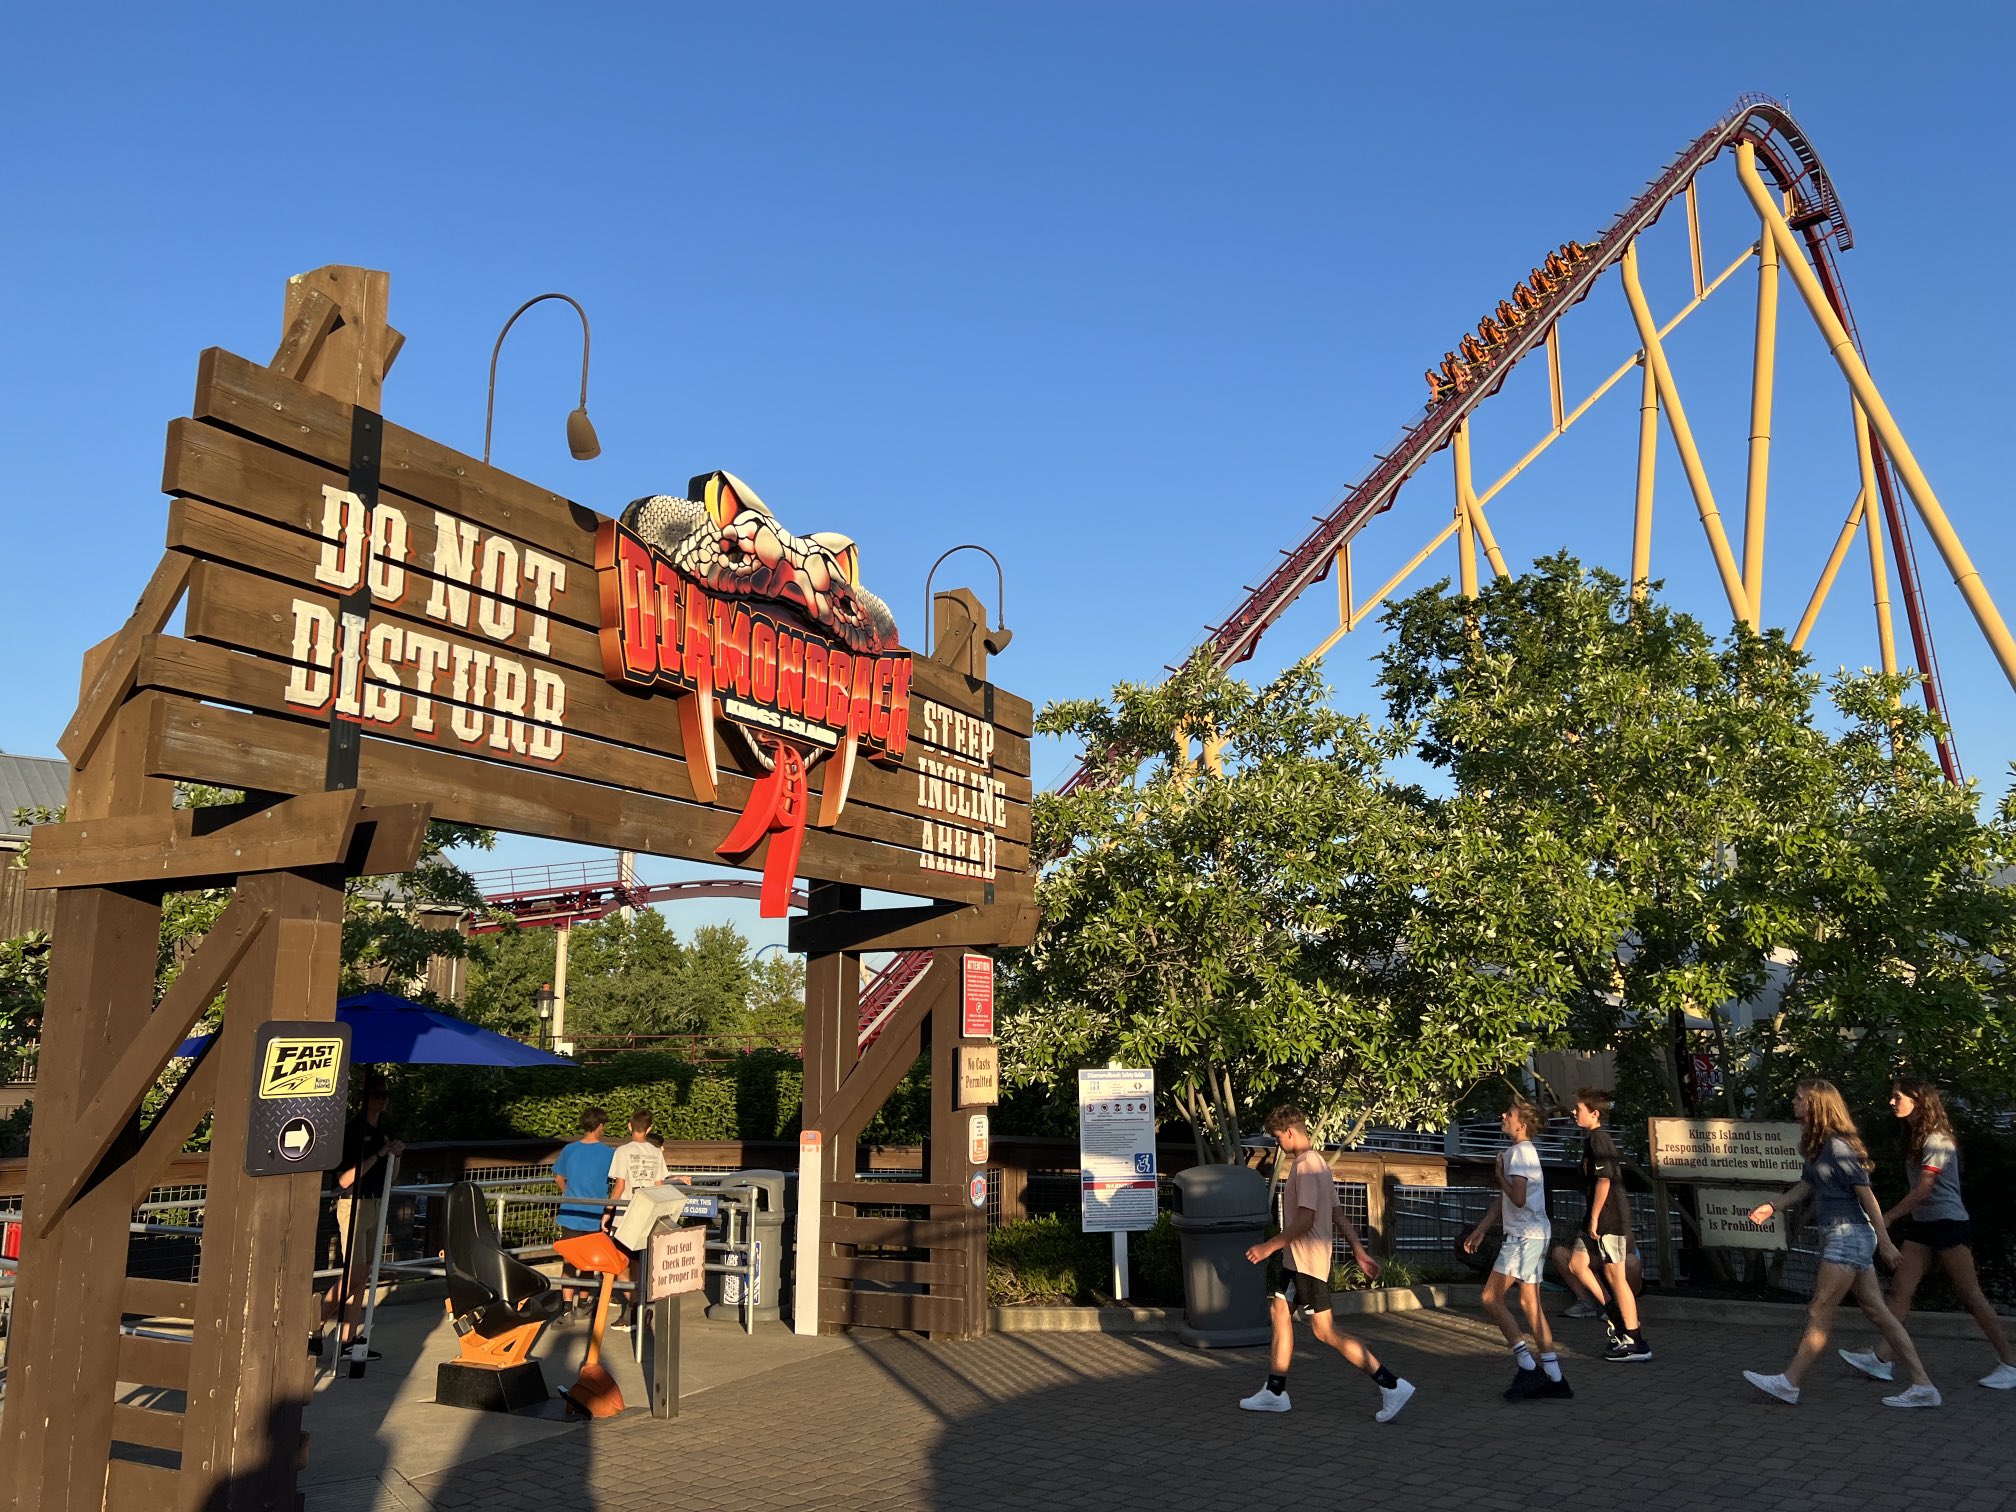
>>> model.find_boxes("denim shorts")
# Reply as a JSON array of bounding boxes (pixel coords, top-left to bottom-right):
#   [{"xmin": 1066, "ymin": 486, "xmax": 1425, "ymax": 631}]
[
  {"xmin": 1572, "ymin": 1232, "xmax": 1629, "ymax": 1267},
  {"xmin": 1819, "ymin": 1221, "xmax": 1878, "ymax": 1269},
  {"xmin": 1494, "ymin": 1229, "xmax": 1547, "ymax": 1284}
]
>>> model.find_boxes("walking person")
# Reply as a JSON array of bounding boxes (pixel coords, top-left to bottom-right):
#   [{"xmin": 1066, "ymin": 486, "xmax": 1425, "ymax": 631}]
[
  {"xmin": 1463, "ymin": 1097, "xmax": 1572, "ymax": 1400},
  {"xmin": 325, "ymin": 1073, "xmax": 403, "ymax": 1360},
  {"xmin": 1742, "ymin": 1079, "xmax": 1940, "ymax": 1408},
  {"xmin": 1567, "ymin": 1088, "xmax": 1650, "ymax": 1362},
  {"xmin": 1838, "ymin": 1080, "xmax": 2016, "ymax": 1390},
  {"xmin": 552, "ymin": 1106, "xmax": 624, "ymax": 1315},
  {"xmin": 1238, "ymin": 1106, "xmax": 1416, "ymax": 1422}
]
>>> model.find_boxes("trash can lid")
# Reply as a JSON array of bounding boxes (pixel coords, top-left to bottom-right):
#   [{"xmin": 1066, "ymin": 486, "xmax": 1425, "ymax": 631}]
[{"xmin": 1169, "ymin": 1163, "xmax": 1269, "ymax": 1219}]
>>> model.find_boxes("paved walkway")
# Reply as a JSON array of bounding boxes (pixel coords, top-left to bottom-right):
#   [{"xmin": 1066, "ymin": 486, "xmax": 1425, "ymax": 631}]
[{"xmin": 393, "ymin": 1309, "xmax": 2016, "ymax": 1512}]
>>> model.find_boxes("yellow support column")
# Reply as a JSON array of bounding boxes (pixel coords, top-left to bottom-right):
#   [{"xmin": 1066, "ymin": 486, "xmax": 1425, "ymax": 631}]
[
  {"xmin": 1791, "ymin": 492, "xmax": 1867, "ymax": 652},
  {"xmin": 1736, "ymin": 140, "xmax": 2016, "ymax": 691},
  {"xmin": 1743, "ymin": 231, "xmax": 1777, "ymax": 621},
  {"xmin": 1620, "ymin": 241, "xmax": 1754, "ymax": 628},
  {"xmin": 1685, "ymin": 179, "xmax": 1706, "ymax": 299},
  {"xmin": 1855, "ymin": 404, "xmax": 1900, "ymax": 684},
  {"xmin": 1453, "ymin": 424, "xmax": 1479, "ymax": 598},
  {"xmin": 1631, "ymin": 358, "xmax": 1657, "ymax": 604}
]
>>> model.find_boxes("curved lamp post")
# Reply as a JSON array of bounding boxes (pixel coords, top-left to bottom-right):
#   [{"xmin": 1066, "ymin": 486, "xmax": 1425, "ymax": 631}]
[
  {"xmin": 484, "ymin": 292, "xmax": 601, "ymax": 466},
  {"xmin": 922, "ymin": 544, "xmax": 1013, "ymax": 658}
]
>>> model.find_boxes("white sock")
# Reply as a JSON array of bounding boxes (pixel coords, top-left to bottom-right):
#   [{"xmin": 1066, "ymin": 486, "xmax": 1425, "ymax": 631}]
[
  {"xmin": 1540, "ymin": 1352, "xmax": 1563, "ymax": 1382},
  {"xmin": 1513, "ymin": 1343, "xmax": 1536, "ymax": 1371}
]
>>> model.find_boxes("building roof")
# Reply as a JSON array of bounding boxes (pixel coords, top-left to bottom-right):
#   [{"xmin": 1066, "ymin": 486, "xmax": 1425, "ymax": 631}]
[{"xmin": 0, "ymin": 754, "xmax": 69, "ymax": 844}]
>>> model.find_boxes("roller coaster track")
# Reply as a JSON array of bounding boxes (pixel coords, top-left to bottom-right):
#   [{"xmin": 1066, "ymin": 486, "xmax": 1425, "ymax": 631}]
[{"xmin": 861, "ymin": 94, "xmax": 1998, "ymax": 1041}]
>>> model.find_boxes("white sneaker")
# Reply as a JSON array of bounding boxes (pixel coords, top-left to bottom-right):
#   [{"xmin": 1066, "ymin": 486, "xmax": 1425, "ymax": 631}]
[
  {"xmin": 1883, "ymin": 1383, "xmax": 1942, "ymax": 1408},
  {"xmin": 1838, "ymin": 1348, "xmax": 1894, "ymax": 1382},
  {"xmin": 1375, "ymin": 1378, "xmax": 1416, "ymax": 1423},
  {"xmin": 1743, "ymin": 1370, "xmax": 1800, "ymax": 1404},
  {"xmin": 1981, "ymin": 1363, "xmax": 2016, "ymax": 1390},
  {"xmin": 1239, "ymin": 1386, "xmax": 1291, "ymax": 1413}
]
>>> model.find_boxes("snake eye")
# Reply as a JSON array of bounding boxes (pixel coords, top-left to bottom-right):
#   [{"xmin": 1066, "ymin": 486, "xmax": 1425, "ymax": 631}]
[{"xmin": 807, "ymin": 532, "xmax": 859, "ymax": 585}]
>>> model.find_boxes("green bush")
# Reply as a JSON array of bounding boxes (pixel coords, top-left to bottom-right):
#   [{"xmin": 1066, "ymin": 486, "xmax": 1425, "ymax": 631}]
[
  {"xmin": 391, "ymin": 1049, "xmax": 809, "ymax": 1143},
  {"xmin": 0, "ymin": 1100, "xmax": 31, "ymax": 1158},
  {"xmin": 987, "ymin": 1213, "xmax": 1184, "ymax": 1306}
]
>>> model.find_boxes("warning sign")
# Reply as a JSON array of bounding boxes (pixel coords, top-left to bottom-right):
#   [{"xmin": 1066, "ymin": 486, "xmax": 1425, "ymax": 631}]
[{"xmin": 257, "ymin": 1037, "xmax": 345, "ymax": 1100}]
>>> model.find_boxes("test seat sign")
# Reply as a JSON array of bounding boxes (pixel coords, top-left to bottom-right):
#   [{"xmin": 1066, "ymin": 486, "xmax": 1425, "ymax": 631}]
[{"xmin": 1078, "ymin": 1069, "xmax": 1156, "ymax": 1233}]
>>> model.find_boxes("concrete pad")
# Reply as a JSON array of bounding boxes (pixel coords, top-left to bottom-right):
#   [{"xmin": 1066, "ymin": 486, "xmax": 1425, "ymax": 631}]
[{"xmin": 299, "ymin": 1291, "xmax": 848, "ymax": 1508}]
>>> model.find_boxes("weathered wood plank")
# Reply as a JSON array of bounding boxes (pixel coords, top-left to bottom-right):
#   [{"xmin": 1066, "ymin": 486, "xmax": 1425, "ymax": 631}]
[
  {"xmin": 122, "ymin": 1277, "xmax": 199, "ymax": 1321},
  {"xmin": 817, "ymin": 1255, "xmax": 965, "ymax": 1286},
  {"xmin": 26, "ymin": 791, "xmax": 362, "ymax": 890},
  {"xmin": 118, "ymin": 1333, "xmax": 192, "ymax": 1391},
  {"xmin": 104, "ymin": 1459, "xmax": 180, "ymax": 1507},
  {"xmin": 825, "ymin": 1214, "xmax": 975, "ymax": 1248},
  {"xmin": 110, "ymin": 1402, "xmax": 186, "ymax": 1454},
  {"xmin": 789, "ymin": 898, "xmax": 1037, "ymax": 954},
  {"xmin": 145, "ymin": 696, "xmax": 1007, "ymax": 907},
  {"xmin": 57, "ymin": 552, "xmax": 192, "ymax": 769},
  {"xmin": 125, "ymin": 1046, "xmax": 222, "ymax": 1211},
  {"xmin": 817, "ymin": 1285, "xmax": 966, "ymax": 1333},
  {"xmin": 825, "ymin": 1181, "xmax": 968, "ymax": 1206},
  {"xmin": 29, "ymin": 897, "xmax": 268, "ymax": 1241}
]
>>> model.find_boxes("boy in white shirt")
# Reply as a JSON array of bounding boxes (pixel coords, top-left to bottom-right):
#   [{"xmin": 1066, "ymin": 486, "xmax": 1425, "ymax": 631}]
[
  {"xmin": 1464, "ymin": 1098, "xmax": 1572, "ymax": 1401},
  {"xmin": 608, "ymin": 1110, "xmax": 669, "ymax": 1322},
  {"xmin": 610, "ymin": 1109, "xmax": 670, "ymax": 1222}
]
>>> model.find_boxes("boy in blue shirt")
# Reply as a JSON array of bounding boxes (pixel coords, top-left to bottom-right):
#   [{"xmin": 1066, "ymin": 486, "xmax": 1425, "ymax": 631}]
[{"xmin": 552, "ymin": 1106, "xmax": 622, "ymax": 1314}]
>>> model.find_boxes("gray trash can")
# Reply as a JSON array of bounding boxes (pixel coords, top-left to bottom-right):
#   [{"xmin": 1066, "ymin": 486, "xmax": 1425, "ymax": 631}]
[
  {"xmin": 1170, "ymin": 1164, "xmax": 1272, "ymax": 1348},
  {"xmin": 706, "ymin": 1170, "xmax": 790, "ymax": 1323}
]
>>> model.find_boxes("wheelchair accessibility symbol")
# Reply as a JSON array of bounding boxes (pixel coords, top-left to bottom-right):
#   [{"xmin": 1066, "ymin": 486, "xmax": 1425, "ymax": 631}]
[{"xmin": 1133, "ymin": 1153, "xmax": 1155, "ymax": 1176}]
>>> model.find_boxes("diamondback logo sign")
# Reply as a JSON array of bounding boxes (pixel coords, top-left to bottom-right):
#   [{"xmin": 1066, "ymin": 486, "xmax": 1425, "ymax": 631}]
[{"xmin": 595, "ymin": 471, "xmax": 913, "ymax": 914}]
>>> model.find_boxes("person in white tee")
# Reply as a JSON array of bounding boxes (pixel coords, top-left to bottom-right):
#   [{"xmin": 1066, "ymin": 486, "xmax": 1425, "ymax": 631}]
[
  {"xmin": 1464, "ymin": 1098, "xmax": 1572, "ymax": 1401},
  {"xmin": 608, "ymin": 1109, "xmax": 670, "ymax": 1323}
]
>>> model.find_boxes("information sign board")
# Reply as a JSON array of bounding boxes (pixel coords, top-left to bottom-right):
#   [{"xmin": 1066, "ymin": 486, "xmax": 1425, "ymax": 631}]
[
  {"xmin": 1078, "ymin": 1068, "xmax": 1156, "ymax": 1233},
  {"xmin": 1649, "ymin": 1118, "xmax": 1804, "ymax": 1184},
  {"xmin": 962, "ymin": 954, "xmax": 995, "ymax": 1038},
  {"xmin": 648, "ymin": 1225, "xmax": 707, "ymax": 1302},
  {"xmin": 1695, "ymin": 1187, "xmax": 1788, "ymax": 1250}
]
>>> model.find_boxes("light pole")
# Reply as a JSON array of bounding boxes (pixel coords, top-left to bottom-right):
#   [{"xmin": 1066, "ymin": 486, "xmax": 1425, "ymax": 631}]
[
  {"xmin": 483, "ymin": 292, "xmax": 602, "ymax": 466},
  {"xmin": 922, "ymin": 544, "xmax": 1013, "ymax": 657},
  {"xmin": 535, "ymin": 982, "xmax": 556, "ymax": 1050}
]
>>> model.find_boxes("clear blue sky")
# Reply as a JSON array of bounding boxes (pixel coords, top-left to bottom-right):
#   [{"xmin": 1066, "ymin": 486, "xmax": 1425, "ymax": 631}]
[{"xmin": 6, "ymin": 4, "xmax": 2013, "ymax": 951}]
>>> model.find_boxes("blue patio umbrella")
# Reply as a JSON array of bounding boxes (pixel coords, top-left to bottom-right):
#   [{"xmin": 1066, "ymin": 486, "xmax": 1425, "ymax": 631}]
[{"xmin": 175, "ymin": 990, "xmax": 577, "ymax": 1068}]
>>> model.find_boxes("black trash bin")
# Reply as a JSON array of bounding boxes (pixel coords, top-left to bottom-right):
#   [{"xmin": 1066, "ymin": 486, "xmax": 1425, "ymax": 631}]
[
  {"xmin": 1170, "ymin": 1164, "xmax": 1272, "ymax": 1347},
  {"xmin": 704, "ymin": 1170, "xmax": 790, "ymax": 1323}
]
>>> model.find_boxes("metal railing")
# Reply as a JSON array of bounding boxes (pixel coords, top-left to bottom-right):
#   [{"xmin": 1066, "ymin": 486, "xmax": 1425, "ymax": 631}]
[{"xmin": 1388, "ymin": 1184, "xmax": 1684, "ymax": 1283}]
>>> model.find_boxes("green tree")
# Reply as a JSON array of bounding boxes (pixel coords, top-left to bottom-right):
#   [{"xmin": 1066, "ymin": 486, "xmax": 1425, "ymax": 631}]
[
  {"xmin": 459, "ymin": 923, "xmax": 563, "ymax": 1039},
  {"xmin": 1377, "ymin": 554, "xmax": 2016, "ymax": 1119},
  {"xmin": 1001, "ymin": 658, "xmax": 1559, "ymax": 1157},
  {"xmin": 737, "ymin": 950, "xmax": 806, "ymax": 1051}
]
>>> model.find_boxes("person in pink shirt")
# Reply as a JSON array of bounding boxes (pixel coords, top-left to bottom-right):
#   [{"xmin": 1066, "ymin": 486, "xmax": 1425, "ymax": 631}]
[{"xmin": 1239, "ymin": 1105, "xmax": 1415, "ymax": 1423}]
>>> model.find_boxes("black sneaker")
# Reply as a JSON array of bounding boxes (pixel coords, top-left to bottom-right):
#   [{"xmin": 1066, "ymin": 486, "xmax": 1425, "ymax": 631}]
[
  {"xmin": 1503, "ymin": 1366, "xmax": 1547, "ymax": 1402},
  {"xmin": 1538, "ymin": 1373, "xmax": 1575, "ymax": 1399},
  {"xmin": 1606, "ymin": 1338, "xmax": 1653, "ymax": 1362}
]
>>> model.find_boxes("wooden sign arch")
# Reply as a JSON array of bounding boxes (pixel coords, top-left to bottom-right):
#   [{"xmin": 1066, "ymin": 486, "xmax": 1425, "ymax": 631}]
[{"xmin": 1, "ymin": 267, "xmax": 1036, "ymax": 1512}]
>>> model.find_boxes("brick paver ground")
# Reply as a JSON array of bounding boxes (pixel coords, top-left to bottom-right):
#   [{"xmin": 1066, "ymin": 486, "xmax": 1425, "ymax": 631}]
[{"xmin": 412, "ymin": 1310, "xmax": 2016, "ymax": 1511}]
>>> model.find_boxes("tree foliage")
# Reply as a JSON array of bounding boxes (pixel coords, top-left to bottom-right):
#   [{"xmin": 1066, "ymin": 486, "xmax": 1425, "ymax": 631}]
[{"xmin": 1006, "ymin": 553, "xmax": 2016, "ymax": 1149}]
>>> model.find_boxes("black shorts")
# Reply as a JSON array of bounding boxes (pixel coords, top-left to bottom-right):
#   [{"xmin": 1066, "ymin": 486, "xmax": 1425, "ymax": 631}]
[
  {"xmin": 1895, "ymin": 1217, "xmax": 1973, "ymax": 1252},
  {"xmin": 1268, "ymin": 1263, "xmax": 1332, "ymax": 1316}
]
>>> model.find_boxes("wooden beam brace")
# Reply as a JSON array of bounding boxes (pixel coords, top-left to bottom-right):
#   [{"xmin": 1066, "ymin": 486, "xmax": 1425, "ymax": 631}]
[
  {"xmin": 27, "ymin": 790, "xmax": 365, "ymax": 892},
  {"xmin": 124, "ymin": 1041, "xmax": 222, "ymax": 1210},
  {"xmin": 268, "ymin": 287, "xmax": 338, "ymax": 382},
  {"xmin": 347, "ymin": 801, "xmax": 432, "ymax": 877},
  {"xmin": 817, "ymin": 961, "xmax": 956, "ymax": 1145},
  {"xmin": 29, "ymin": 897, "xmax": 269, "ymax": 1239},
  {"xmin": 789, "ymin": 895, "xmax": 1037, "ymax": 954},
  {"xmin": 56, "ymin": 552, "xmax": 192, "ymax": 769}
]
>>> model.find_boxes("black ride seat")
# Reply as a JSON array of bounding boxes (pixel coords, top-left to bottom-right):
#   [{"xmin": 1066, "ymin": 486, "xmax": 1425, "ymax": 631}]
[{"xmin": 443, "ymin": 1181, "xmax": 562, "ymax": 1334}]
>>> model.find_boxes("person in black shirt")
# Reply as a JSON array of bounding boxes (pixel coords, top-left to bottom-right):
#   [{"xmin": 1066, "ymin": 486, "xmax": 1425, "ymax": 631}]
[
  {"xmin": 1564, "ymin": 1089, "xmax": 1648, "ymax": 1361},
  {"xmin": 327, "ymin": 1074, "xmax": 403, "ymax": 1357}
]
